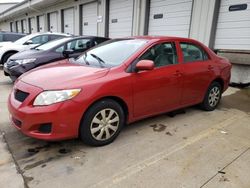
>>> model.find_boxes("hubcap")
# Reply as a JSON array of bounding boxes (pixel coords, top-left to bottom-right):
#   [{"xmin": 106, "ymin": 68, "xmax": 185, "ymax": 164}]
[
  {"xmin": 208, "ymin": 86, "xmax": 220, "ymax": 107},
  {"xmin": 90, "ymin": 108, "xmax": 119, "ymax": 141}
]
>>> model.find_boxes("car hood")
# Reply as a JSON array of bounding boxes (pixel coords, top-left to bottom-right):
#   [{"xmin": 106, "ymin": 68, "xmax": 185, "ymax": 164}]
[
  {"xmin": 9, "ymin": 49, "xmax": 45, "ymax": 60},
  {"xmin": 19, "ymin": 59, "xmax": 109, "ymax": 90}
]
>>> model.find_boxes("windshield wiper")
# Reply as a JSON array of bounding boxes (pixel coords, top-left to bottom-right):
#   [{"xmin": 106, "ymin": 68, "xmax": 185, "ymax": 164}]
[{"xmin": 90, "ymin": 53, "xmax": 106, "ymax": 68}]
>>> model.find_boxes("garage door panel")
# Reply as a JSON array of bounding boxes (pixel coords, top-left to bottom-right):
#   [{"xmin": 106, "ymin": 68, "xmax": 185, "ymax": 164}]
[
  {"xmin": 217, "ymin": 20, "xmax": 250, "ymax": 29},
  {"xmin": 38, "ymin": 15, "xmax": 45, "ymax": 32},
  {"xmin": 218, "ymin": 12, "xmax": 250, "ymax": 22},
  {"xmin": 148, "ymin": 0, "xmax": 192, "ymax": 37},
  {"xmin": 49, "ymin": 12, "xmax": 58, "ymax": 32},
  {"xmin": 109, "ymin": 0, "xmax": 134, "ymax": 37},
  {"xmin": 151, "ymin": 30, "xmax": 189, "ymax": 37},
  {"xmin": 214, "ymin": 0, "xmax": 250, "ymax": 50},
  {"xmin": 63, "ymin": 8, "xmax": 74, "ymax": 34},
  {"xmin": 150, "ymin": 0, "xmax": 192, "ymax": 7},
  {"xmin": 220, "ymin": 0, "xmax": 250, "ymax": 6},
  {"xmin": 215, "ymin": 44, "xmax": 250, "ymax": 50},
  {"xmin": 216, "ymin": 28, "xmax": 250, "ymax": 38},
  {"xmin": 82, "ymin": 2, "xmax": 98, "ymax": 35},
  {"xmin": 150, "ymin": 1, "xmax": 192, "ymax": 12},
  {"xmin": 149, "ymin": 16, "xmax": 191, "ymax": 26},
  {"xmin": 29, "ymin": 18, "xmax": 36, "ymax": 33}
]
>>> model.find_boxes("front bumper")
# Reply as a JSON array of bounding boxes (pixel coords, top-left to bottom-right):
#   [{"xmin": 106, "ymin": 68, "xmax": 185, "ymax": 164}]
[
  {"xmin": 8, "ymin": 80, "xmax": 84, "ymax": 141},
  {"xmin": 4, "ymin": 61, "xmax": 36, "ymax": 77}
]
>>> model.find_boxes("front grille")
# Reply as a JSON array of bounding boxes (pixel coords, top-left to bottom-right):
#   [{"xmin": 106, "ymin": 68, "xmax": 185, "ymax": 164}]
[
  {"xmin": 14, "ymin": 89, "xmax": 29, "ymax": 102},
  {"xmin": 12, "ymin": 117, "xmax": 22, "ymax": 128}
]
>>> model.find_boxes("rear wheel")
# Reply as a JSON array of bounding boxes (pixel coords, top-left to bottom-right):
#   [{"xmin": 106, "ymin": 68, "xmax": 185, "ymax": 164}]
[
  {"xmin": 80, "ymin": 99, "xmax": 125, "ymax": 146},
  {"xmin": 200, "ymin": 82, "xmax": 222, "ymax": 111}
]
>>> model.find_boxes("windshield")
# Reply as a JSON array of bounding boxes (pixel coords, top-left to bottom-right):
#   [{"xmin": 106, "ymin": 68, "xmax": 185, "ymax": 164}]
[
  {"xmin": 14, "ymin": 33, "xmax": 37, "ymax": 45},
  {"xmin": 35, "ymin": 38, "xmax": 71, "ymax": 51},
  {"xmin": 75, "ymin": 39, "xmax": 148, "ymax": 67}
]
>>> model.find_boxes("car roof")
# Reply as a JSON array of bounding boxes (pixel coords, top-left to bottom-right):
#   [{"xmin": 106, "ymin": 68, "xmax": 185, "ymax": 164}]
[
  {"xmin": 70, "ymin": 36, "xmax": 110, "ymax": 39},
  {"xmin": 129, "ymin": 35, "xmax": 191, "ymax": 41},
  {"xmin": 0, "ymin": 31, "xmax": 26, "ymax": 35}
]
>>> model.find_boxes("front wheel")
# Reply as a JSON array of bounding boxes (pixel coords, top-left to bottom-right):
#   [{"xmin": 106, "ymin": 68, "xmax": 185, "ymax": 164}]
[
  {"xmin": 80, "ymin": 99, "xmax": 125, "ymax": 146},
  {"xmin": 200, "ymin": 82, "xmax": 222, "ymax": 111}
]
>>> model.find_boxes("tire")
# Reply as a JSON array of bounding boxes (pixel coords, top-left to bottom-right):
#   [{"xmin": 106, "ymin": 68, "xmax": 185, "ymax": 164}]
[
  {"xmin": 80, "ymin": 99, "xmax": 125, "ymax": 146},
  {"xmin": 2, "ymin": 52, "xmax": 16, "ymax": 64},
  {"xmin": 200, "ymin": 82, "xmax": 222, "ymax": 111}
]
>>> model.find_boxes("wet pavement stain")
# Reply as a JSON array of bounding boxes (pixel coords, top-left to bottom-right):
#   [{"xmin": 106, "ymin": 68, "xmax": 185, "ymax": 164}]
[
  {"xmin": 24, "ymin": 156, "xmax": 58, "ymax": 170},
  {"xmin": 219, "ymin": 175, "xmax": 229, "ymax": 182},
  {"xmin": 219, "ymin": 88, "xmax": 250, "ymax": 113},
  {"xmin": 150, "ymin": 124, "xmax": 167, "ymax": 132},
  {"xmin": 58, "ymin": 148, "xmax": 72, "ymax": 154},
  {"xmin": 166, "ymin": 131, "xmax": 173, "ymax": 136},
  {"xmin": 23, "ymin": 175, "xmax": 34, "ymax": 183}
]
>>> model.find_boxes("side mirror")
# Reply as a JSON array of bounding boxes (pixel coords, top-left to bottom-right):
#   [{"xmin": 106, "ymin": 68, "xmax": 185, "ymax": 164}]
[
  {"xmin": 62, "ymin": 49, "xmax": 74, "ymax": 58},
  {"xmin": 136, "ymin": 60, "xmax": 154, "ymax": 72},
  {"xmin": 24, "ymin": 40, "xmax": 33, "ymax": 45}
]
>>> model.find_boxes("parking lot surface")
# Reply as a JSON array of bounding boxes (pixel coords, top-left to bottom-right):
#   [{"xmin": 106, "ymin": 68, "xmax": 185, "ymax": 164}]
[{"xmin": 0, "ymin": 66, "xmax": 250, "ymax": 188}]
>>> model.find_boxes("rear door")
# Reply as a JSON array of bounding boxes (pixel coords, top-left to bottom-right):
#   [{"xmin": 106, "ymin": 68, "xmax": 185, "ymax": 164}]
[
  {"xmin": 132, "ymin": 41, "xmax": 183, "ymax": 118},
  {"xmin": 178, "ymin": 42, "xmax": 215, "ymax": 105}
]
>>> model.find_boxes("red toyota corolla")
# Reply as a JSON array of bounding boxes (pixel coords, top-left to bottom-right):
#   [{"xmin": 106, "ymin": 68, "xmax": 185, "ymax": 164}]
[{"xmin": 8, "ymin": 36, "xmax": 231, "ymax": 146}]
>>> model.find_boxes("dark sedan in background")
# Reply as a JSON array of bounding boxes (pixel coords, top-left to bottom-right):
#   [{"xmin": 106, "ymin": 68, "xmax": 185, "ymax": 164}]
[
  {"xmin": 0, "ymin": 31, "xmax": 26, "ymax": 42},
  {"xmin": 4, "ymin": 36, "xmax": 109, "ymax": 81}
]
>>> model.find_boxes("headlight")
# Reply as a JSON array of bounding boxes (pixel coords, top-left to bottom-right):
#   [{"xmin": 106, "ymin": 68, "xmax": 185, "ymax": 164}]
[
  {"xmin": 15, "ymin": 58, "xmax": 36, "ymax": 64},
  {"xmin": 33, "ymin": 89, "xmax": 81, "ymax": 106}
]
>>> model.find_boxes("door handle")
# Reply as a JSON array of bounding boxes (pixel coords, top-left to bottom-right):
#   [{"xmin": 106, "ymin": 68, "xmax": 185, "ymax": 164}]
[{"xmin": 208, "ymin": 65, "xmax": 214, "ymax": 70}]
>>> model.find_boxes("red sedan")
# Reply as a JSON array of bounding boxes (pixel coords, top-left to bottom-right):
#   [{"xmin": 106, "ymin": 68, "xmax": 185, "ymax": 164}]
[{"xmin": 8, "ymin": 36, "xmax": 231, "ymax": 146}]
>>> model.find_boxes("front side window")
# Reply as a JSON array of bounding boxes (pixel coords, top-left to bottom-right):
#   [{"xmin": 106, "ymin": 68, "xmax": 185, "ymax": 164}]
[
  {"xmin": 139, "ymin": 42, "xmax": 178, "ymax": 68},
  {"xmin": 0, "ymin": 34, "xmax": 3, "ymax": 42},
  {"xmin": 180, "ymin": 43, "xmax": 209, "ymax": 63}
]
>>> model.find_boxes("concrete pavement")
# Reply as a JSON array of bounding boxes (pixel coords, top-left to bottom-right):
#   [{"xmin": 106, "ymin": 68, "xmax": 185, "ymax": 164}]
[{"xmin": 0, "ymin": 66, "xmax": 250, "ymax": 188}]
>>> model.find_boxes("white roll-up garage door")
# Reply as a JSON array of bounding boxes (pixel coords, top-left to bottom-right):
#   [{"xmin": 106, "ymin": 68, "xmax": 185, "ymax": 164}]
[
  {"xmin": 48, "ymin": 12, "xmax": 58, "ymax": 32},
  {"xmin": 214, "ymin": 1, "xmax": 250, "ymax": 50},
  {"xmin": 16, "ymin": 21, "xmax": 21, "ymax": 33},
  {"xmin": 29, "ymin": 17, "xmax": 36, "ymax": 33},
  {"xmin": 109, "ymin": 0, "xmax": 134, "ymax": 38},
  {"xmin": 37, "ymin": 15, "xmax": 45, "ymax": 32},
  {"xmin": 21, "ymin": 19, "xmax": 27, "ymax": 33},
  {"xmin": 148, "ymin": 0, "xmax": 193, "ymax": 37},
  {"xmin": 63, "ymin": 8, "xmax": 75, "ymax": 34},
  {"xmin": 81, "ymin": 2, "xmax": 98, "ymax": 36}
]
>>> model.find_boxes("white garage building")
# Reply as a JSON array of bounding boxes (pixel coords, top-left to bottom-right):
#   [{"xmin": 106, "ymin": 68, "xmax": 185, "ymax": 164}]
[{"xmin": 0, "ymin": 0, "xmax": 249, "ymax": 84}]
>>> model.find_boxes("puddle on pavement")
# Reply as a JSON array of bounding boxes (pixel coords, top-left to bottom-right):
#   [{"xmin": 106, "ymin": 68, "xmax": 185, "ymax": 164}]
[
  {"xmin": 219, "ymin": 88, "xmax": 250, "ymax": 113},
  {"xmin": 4, "ymin": 132, "xmax": 88, "ymax": 175}
]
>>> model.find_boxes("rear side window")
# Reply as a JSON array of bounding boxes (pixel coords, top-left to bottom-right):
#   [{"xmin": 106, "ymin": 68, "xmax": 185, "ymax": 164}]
[
  {"xmin": 50, "ymin": 35, "xmax": 64, "ymax": 41},
  {"xmin": 95, "ymin": 38, "xmax": 109, "ymax": 44},
  {"xmin": 0, "ymin": 34, "xmax": 3, "ymax": 42},
  {"xmin": 180, "ymin": 43, "xmax": 209, "ymax": 63}
]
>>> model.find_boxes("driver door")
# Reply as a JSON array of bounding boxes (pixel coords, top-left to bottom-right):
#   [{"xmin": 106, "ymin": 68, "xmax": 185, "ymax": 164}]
[{"xmin": 132, "ymin": 42, "xmax": 183, "ymax": 118}]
